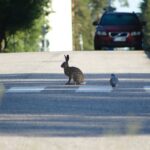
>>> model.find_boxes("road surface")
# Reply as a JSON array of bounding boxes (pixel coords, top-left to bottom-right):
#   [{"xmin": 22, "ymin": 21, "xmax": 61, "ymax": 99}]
[
  {"xmin": 0, "ymin": 51, "xmax": 150, "ymax": 149},
  {"xmin": 0, "ymin": 73, "xmax": 150, "ymax": 137}
]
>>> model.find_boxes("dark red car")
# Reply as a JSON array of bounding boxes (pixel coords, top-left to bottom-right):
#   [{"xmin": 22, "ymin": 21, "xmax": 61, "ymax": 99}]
[{"xmin": 93, "ymin": 12, "xmax": 146, "ymax": 50}]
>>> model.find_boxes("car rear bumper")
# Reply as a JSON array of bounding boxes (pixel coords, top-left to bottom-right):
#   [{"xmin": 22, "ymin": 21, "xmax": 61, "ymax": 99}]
[{"xmin": 94, "ymin": 35, "xmax": 142, "ymax": 48}]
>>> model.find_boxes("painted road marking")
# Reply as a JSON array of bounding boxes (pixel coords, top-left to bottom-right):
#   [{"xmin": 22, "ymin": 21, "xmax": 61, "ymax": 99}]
[
  {"xmin": 1, "ymin": 78, "xmax": 150, "ymax": 82},
  {"xmin": 144, "ymin": 86, "xmax": 150, "ymax": 92},
  {"xmin": 5, "ymin": 85, "xmax": 150, "ymax": 93},
  {"xmin": 6, "ymin": 85, "xmax": 113, "ymax": 93},
  {"xmin": 6, "ymin": 86, "xmax": 45, "ymax": 93},
  {"xmin": 76, "ymin": 85, "xmax": 113, "ymax": 93}
]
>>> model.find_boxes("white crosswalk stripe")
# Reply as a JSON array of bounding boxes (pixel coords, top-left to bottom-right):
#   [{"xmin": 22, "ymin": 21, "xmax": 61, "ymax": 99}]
[
  {"xmin": 6, "ymin": 86, "xmax": 46, "ymax": 93},
  {"xmin": 5, "ymin": 85, "xmax": 150, "ymax": 93},
  {"xmin": 76, "ymin": 85, "xmax": 113, "ymax": 93},
  {"xmin": 144, "ymin": 86, "xmax": 150, "ymax": 92}
]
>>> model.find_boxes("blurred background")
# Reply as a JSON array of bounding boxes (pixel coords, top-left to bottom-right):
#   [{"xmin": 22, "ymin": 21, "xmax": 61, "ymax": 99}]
[{"xmin": 0, "ymin": 0, "xmax": 149, "ymax": 52}]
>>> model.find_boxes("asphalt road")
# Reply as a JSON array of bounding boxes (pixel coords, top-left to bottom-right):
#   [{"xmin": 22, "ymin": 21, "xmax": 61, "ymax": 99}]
[
  {"xmin": 0, "ymin": 51, "xmax": 150, "ymax": 150},
  {"xmin": 0, "ymin": 73, "xmax": 150, "ymax": 137}
]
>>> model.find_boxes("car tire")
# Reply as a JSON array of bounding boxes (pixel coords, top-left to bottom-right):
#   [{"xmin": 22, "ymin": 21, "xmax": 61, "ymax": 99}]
[{"xmin": 94, "ymin": 44, "xmax": 101, "ymax": 50}]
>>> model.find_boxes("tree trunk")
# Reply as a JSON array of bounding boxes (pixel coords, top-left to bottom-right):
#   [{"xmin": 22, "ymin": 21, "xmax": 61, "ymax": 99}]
[{"xmin": 0, "ymin": 31, "xmax": 6, "ymax": 52}]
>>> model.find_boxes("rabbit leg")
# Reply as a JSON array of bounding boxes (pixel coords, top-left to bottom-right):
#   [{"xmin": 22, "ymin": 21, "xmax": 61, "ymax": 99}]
[{"xmin": 66, "ymin": 76, "xmax": 72, "ymax": 85}]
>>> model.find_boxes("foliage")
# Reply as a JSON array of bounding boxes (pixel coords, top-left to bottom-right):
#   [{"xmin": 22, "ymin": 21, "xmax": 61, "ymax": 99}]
[
  {"xmin": 140, "ymin": 0, "xmax": 150, "ymax": 50},
  {"xmin": 0, "ymin": 0, "xmax": 50, "ymax": 52},
  {"xmin": 6, "ymin": 17, "xmax": 46, "ymax": 52},
  {"xmin": 72, "ymin": 0, "xmax": 107, "ymax": 50},
  {"xmin": 118, "ymin": 0, "xmax": 129, "ymax": 7}
]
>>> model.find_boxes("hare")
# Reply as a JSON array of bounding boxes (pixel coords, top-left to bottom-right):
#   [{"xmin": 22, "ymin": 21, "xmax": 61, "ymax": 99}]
[{"xmin": 61, "ymin": 55, "xmax": 84, "ymax": 85}]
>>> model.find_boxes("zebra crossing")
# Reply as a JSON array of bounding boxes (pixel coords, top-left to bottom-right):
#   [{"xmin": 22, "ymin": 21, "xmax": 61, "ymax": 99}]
[
  {"xmin": 0, "ymin": 74, "xmax": 150, "ymax": 137},
  {"xmin": 0, "ymin": 73, "xmax": 149, "ymax": 96},
  {"xmin": 6, "ymin": 85, "xmax": 113, "ymax": 93},
  {"xmin": 4, "ymin": 84, "xmax": 150, "ymax": 94}
]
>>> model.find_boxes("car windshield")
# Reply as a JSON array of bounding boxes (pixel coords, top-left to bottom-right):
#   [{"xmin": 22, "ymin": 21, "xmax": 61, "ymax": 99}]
[{"xmin": 100, "ymin": 14, "xmax": 140, "ymax": 26}]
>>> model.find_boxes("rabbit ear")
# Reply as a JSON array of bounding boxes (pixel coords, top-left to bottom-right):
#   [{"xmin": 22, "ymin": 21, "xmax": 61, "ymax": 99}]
[
  {"xmin": 64, "ymin": 55, "xmax": 67, "ymax": 61},
  {"xmin": 65, "ymin": 55, "xmax": 69, "ymax": 62}
]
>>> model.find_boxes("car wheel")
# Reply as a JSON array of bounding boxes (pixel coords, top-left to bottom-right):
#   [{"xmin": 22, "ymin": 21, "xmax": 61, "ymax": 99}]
[{"xmin": 94, "ymin": 44, "xmax": 101, "ymax": 50}]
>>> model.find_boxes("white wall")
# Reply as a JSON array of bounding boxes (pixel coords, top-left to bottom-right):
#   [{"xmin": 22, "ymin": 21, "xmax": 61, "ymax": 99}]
[{"xmin": 47, "ymin": 0, "xmax": 73, "ymax": 51}]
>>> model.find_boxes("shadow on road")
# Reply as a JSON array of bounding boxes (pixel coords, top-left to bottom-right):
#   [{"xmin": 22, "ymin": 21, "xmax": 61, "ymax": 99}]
[
  {"xmin": 144, "ymin": 50, "xmax": 150, "ymax": 59},
  {"xmin": 0, "ymin": 73, "xmax": 150, "ymax": 137}
]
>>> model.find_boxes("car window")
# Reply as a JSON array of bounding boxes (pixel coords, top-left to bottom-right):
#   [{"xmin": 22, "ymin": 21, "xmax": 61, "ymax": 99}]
[{"xmin": 100, "ymin": 14, "xmax": 140, "ymax": 26}]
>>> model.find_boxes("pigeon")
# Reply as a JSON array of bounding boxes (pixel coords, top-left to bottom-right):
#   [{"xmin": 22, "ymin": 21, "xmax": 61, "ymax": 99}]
[{"xmin": 110, "ymin": 74, "xmax": 119, "ymax": 88}]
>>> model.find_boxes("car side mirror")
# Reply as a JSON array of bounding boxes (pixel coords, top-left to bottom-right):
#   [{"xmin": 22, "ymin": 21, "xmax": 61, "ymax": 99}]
[{"xmin": 93, "ymin": 20, "xmax": 98, "ymax": 26}]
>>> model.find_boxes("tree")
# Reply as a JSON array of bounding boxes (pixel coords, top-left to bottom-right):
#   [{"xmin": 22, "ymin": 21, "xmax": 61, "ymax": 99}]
[
  {"xmin": 140, "ymin": 0, "xmax": 150, "ymax": 50},
  {"xmin": 0, "ymin": 0, "xmax": 50, "ymax": 52},
  {"xmin": 6, "ymin": 16, "xmax": 47, "ymax": 52},
  {"xmin": 72, "ymin": 0, "xmax": 107, "ymax": 50},
  {"xmin": 118, "ymin": 0, "xmax": 129, "ymax": 7}
]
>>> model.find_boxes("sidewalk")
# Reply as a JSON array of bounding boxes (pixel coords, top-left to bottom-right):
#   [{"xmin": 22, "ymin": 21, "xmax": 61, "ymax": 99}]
[
  {"xmin": 0, "ymin": 136, "xmax": 150, "ymax": 150},
  {"xmin": 0, "ymin": 51, "xmax": 150, "ymax": 74}
]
